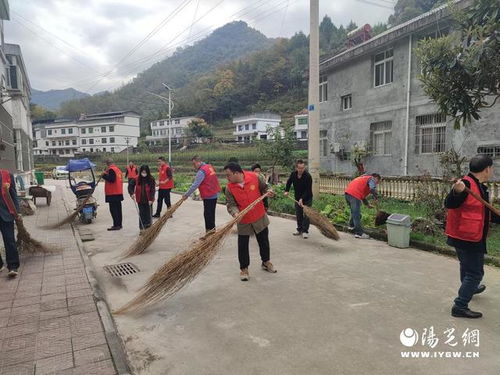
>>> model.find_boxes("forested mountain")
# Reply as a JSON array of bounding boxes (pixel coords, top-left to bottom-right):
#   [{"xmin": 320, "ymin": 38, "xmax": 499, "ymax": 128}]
[{"xmin": 31, "ymin": 88, "xmax": 89, "ymax": 111}]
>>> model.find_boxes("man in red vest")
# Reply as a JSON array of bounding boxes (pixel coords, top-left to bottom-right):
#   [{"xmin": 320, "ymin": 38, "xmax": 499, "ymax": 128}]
[
  {"xmin": 101, "ymin": 158, "xmax": 124, "ymax": 231},
  {"xmin": 125, "ymin": 161, "xmax": 138, "ymax": 185},
  {"xmin": 0, "ymin": 169, "xmax": 20, "ymax": 277},
  {"xmin": 153, "ymin": 156, "xmax": 174, "ymax": 218},
  {"xmin": 445, "ymin": 155, "xmax": 500, "ymax": 319},
  {"xmin": 224, "ymin": 162, "xmax": 276, "ymax": 281},
  {"xmin": 182, "ymin": 156, "xmax": 221, "ymax": 232},
  {"xmin": 344, "ymin": 173, "xmax": 381, "ymax": 239}
]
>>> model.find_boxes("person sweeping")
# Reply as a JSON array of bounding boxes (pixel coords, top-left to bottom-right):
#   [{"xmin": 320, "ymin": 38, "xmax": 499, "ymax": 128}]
[
  {"xmin": 224, "ymin": 162, "xmax": 277, "ymax": 281},
  {"xmin": 344, "ymin": 173, "xmax": 381, "ymax": 239},
  {"xmin": 128, "ymin": 165, "xmax": 156, "ymax": 231},
  {"xmin": 445, "ymin": 154, "xmax": 500, "ymax": 319},
  {"xmin": 102, "ymin": 158, "xmax": 124, "ymax": 231},
  {"xmin": 125, "ymin": 161, "xmax": 138, "ymax": 188},
  {"xmin": 284, "ymin": 159, "xmax": 313, "ymax": 239},
  {"xmin": 0, "ymin": 169, "xmax": 20, "ymax": 277},
  {"xmin": 182, "ymin": 156, "xmax": 221, "ymax": 232},
  {"xmin": 153, "ymin": 156, "xmax": 174, "ymax": 218}
]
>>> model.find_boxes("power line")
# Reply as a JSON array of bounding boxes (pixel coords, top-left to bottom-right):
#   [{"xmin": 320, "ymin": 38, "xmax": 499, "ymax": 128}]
[{"xmin": 353, "ymin": 0, "xmax": 394, "ymax": 10}]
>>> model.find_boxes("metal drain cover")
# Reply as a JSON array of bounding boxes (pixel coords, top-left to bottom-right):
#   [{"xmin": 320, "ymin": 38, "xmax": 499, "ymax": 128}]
[{"xmin": 103, "ymin": 263, "xmax": 139, "ymax": 277}]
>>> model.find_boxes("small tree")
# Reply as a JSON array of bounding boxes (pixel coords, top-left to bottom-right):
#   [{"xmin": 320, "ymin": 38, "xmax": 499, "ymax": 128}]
[
  {"xmin": 257, "ymin": 124, "xmax": 296, "ymax": 183},
  {"xmin": 187, "ymin": 118, "xmax": 213, "ymax": 143},
  {"xmin": 416, "ymin": 0, "xmax": 499, "ymax": 128}
]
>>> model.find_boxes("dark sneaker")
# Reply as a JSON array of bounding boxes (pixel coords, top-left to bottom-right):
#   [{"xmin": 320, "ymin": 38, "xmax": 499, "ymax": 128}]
[
  {"xmin": 292, "ymin": 231, "xmax": 302, "ymax": 236},
  {"xmin": 8, "ymin": 269, "xmax": 18, "ymax": 278},
  {"xmin": 451, "ymin": 305, "xmax": 482, "ymax": 319},
  {"xmin": 152, "ymin": 214, "xmax": 161, "ymax": 218},
  {"xmin": 261, "ymin": 261, "xmax": 277, "ymax": 273},
  {"xmin": 240, "ymin": 268, "xmax": 249, "ymax": 281},
  {"xmin": 474, "ymin": 284, "xmax": 486, "ymax": 295},
  {"xmin": 107, "ymin": 226, "xmax": 122, "ymax": 231}
]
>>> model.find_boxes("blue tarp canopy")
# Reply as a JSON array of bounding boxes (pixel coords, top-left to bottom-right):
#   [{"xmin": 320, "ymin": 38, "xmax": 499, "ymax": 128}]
[{"xmin": 64, "ymin": 158, "xmax": 96, "ymax": 172}]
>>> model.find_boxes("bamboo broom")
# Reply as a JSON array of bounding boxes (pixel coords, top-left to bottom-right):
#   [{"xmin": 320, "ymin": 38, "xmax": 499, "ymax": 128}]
[
  {"xmin": 114, "ymin": 193, "xmax": 269, "ymax": 315},
  {"xmin": 286, "ymin": 196, "xmax": 340, "ymax": 240},
  {"xmin": 119, "ymin": 198, "xmax": 185, "ymax": 259},
  {"xmin": 45, "ymin": 177, "xmax": 102, "ymax": 229},
  {"xmin": 2, "ymin": 184, "xmax": 54, "ymax": 254},
  {"xmin": 463, "ymin": 186, "xmax": 500, "ymax": 216}
]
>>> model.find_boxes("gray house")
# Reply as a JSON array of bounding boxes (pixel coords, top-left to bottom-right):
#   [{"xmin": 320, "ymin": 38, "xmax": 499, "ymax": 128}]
[{"xmin": 318, "ymin": 0, "xmax": 499, "ymax": 177}]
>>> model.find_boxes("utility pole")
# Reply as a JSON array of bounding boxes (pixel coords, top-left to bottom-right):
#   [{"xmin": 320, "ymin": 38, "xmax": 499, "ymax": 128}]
[
  {"xmin": 163, "ymin": 83, "xmax": 173, "ymax": 164},
  {"xmin": 308, "ymin": 0, "xmax": 320, "ymax": 197},
  {"xmin": 125, "ymin": 137, "xmax": 130, "ymax": 164}
]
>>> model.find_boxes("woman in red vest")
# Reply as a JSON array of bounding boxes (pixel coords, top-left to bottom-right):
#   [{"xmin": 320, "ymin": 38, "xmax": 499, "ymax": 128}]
[
  {"xmin": 445, "ymin": 155, "xmax": 500, "ymax": 319},
  {"xmin": 0, "ymin": 169, "xmax": 20, "ymax": 277},
  {"xmin": 224, "ymin": 162, "xmax": 276, "ymax": 281},
  {"xmin": 128, "ymin": 165, "xmax": 156, "ymax": 231},
  {"xmin": 344, "ymin": 173, "xmax": 381, "ymax": 239},
  {"xmin": 101, "ymin": 158, "xmax": 124, "ymax": 231},
  {"xmin": 153, "ymin": 156, "xmax": 174, "ymax": 218}
]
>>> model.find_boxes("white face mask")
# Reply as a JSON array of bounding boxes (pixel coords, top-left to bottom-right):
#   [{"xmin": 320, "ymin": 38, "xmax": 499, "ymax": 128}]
[{"xmin": 141, "ymin": 172, "xmax": 147, "ymax": 177}]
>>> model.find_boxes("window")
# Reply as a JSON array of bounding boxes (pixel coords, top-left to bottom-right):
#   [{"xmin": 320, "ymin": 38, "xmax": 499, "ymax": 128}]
[
  {"xmin": 61, "ymin": 129, "xmax": 66, "ymax": 135},
  {"xmin": 109, "ymin": 137, "xmax": 115, "ymax": 143},
  {"xmin": 72, "ymin": 140, "xmax": 77, "ymax": 145},
  {"xmin": 160, "ymin": 121, "xmax": 164, "ymax": 126},
  {"xmin": 320, "ymin": 130, "xmax": 328, "ymax": 157},
  {"xmin": 238, "ymin": 125, "xmax": 243, "ymax": 131},
  {"xmin": 52, "ymin": 141, "xmax": 56, "ymax": 146},
  {"xmin": 111, "ymin": 147, "xmax": 115, "ymax": 152},
  {"xmin": 88, "ymin": 128, "xmax": 93, "ymax": 134},
  {"xmin": 415, "ymin": 114, "xmax": 447, "ymax": 154},
  {"xmin": 48, "ymin": 129, "xmax": 52, "ymax": 135},
  {"xmin": 341, "ymin": 94, "xmax": 352, "ymax": 110},
  {"xmin": 477, "ymin": 145, "xmax": 500, "ymax": 158},
  {"xmin": 81, "ymin": 128, "xmax": 86, "ymax": 134},
  {"xmin": 103, "ymin": 147, "xmax": 106, "ymax": 152},
  {"xmin": 298, "ymin": 117, "xmax": 308, "ymax": 125},
  {"xmin": 301, "ymin": 131, "xmax": 307, "ymax": 139},
  {"xmin": 58, "ymin": 141, "xmax": 62, "ymax": 146},
  {"xmin": 101, "ymin": 126, "xmax": 106, "ymax": 133},
  {"xmin": 370, "ymin": 121, "xmax": 392, "ymax": 155},
  {"xmin": 45, "ymin": 141, "xmax": 49, "ymax": 146},
  {"xmin": 90, "ymin": 148, "xmax": 93, "ymax": 153},
  {"xmin": 245, "ymin": 124, "xmax": 249, "ymax": 130},
  {"xmin": 374, "ymin": 49, "xmax": 393, "ymax": 87},
  {"xmin": 260, "ymin": 134, "xmax": 267, "ymax": 140},
  {"xmin": 68, "ymin": 128, "xmax": 73, "ymax": 134},
  {"xmin": 65, "ymin": 149, "xmax": 70, "ymax": 154},
  {"xmin": 101, "ymin": 138, "xmax": 107, "ymax": 144},
  {"xmin": 109, "ymin": 126, "xmax": 114, "ymax": 132},
  {"xmin": 252, "ymin": 123, "xmax": 257, "ymax": 130},
  {"xmin": 82, "ymin": 139, "xmax": 87, "ymax": 145},
  {"xmin": 319, "ymin": 75, "xmax": 328, "ymax": 102},
  {"xmin": 89, "ymin": 139, "xmax": 94, "ymax": 145},
  {"xmin": 65, "ymin": 140, "xmax": 70, "ymax": 146},
  {"xmin": 175, "ymin": 119, "xmax": 180, "ymax": 124}
]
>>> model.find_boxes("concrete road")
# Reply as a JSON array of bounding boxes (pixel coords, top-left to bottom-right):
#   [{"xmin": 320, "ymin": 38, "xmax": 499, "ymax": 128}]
[{"xmin": 59, "ymin": 180, "xmax": 500, "ymax": 375}]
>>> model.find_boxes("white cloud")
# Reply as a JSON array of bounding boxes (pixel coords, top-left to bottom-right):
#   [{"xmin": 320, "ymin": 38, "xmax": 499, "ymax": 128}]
[{"xmin": 5, "ymin": 0, "xmax": 392, "ymax": 94}]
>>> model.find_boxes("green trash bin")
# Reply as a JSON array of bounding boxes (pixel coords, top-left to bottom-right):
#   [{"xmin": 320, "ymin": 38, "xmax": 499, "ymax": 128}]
[
  {"xmin": 35, "ymin": 171, "xmax": 45, "ymax": 185},
  {"xmin": 386, "ymin": 213, "xmax": 412, "ymax": 248}
]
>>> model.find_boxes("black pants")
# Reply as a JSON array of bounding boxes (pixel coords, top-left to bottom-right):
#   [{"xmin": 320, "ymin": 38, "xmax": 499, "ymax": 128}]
[
  {"xmin": 108, "ymin": 201, "xmax": 122, "ymax": 227},
  {"xmin": 203, "ymin": 198, "xmax": 217, "ymax": 231},
  {"xmin": 295, "ymin": 199, "xmax": 312, "ymax": 233},
  {"xmin": 238, "ymin": 227, "xmax": 270, "ymax": 270},
  {"xmin": 454, "ymin": 248, "xmax": 484, "ymax": 308},
  {"xmin": 155, "ymin": 189, "xmax": 171, "ymax": 215},
  {"xmin": 138, "ymin": 203, "xmax": 152, "ymax": 229},
  {"xmin": 0, "ymin": 218, "xmax": 20, "ymax": 270}
]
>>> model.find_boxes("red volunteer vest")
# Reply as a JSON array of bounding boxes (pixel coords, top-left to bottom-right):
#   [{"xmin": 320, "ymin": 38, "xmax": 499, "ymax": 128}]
[
  {"xmin": 226, "ymin": 171, "xmax": 266, "ymax": 224},
  {"xmin": 0, "ymin": 170, "xmax": 16, "ymax": 215},
  {"xmin": 134, "ymin": 177, "xmax": 153, "ymax": 202},
  {"xmin": 345, "ymin": 175, "xmax": 372, "ymax": 200},
  {"xmin": 104, "ymin": 164, "xmax": 123, "ymax": 196},
  {"xmin": 445, "ymin": 176, "xmax": 485, "ymax": 242},
  {"xmin": 198, "ymin": 164, "xmax": 221, "ymax": 199},
  {"xmin": 159, "ymin": 164, "xmax": 174, "ymax": 190},
  {"xmin": 127, "ymin": 165, "xmax": 138, "ymax": 179}
]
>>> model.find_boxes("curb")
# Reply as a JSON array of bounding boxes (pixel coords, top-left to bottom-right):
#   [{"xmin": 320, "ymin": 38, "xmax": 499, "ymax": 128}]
[{"xmin": 61, "ymin": 192, "xmax": 132, "ymax": 375}]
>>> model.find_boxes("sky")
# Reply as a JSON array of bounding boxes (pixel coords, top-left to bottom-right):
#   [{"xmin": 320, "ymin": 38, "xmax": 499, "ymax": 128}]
[{"xmin": 5, "ymin": 0, "xmax": 394, "ymax": 94}]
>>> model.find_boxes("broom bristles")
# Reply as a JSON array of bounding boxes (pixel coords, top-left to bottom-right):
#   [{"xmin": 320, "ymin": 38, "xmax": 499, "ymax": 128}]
[
  {"xmin": 375, "ymin": 210, "xmax": 391, "ymax": 226},
  {"xmin": 15, "ymin": 217, "xmax": 57, "ymax": 254},
  {"xmin": 114, "ymin": 193, "xmax": 268, "ymax": 315},
  {"xmin": 119, "ymin": 199, "xmax": 184, "ymax": 259},
  {"xmin": 287, "ymin": 197, "xmax": 339, "ymax": 240}
]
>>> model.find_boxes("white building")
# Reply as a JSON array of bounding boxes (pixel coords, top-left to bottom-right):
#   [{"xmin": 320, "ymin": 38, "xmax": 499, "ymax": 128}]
[
  {"xmin": 33, "ymin": 111, "xmax": 140, "ymax": 157},
  {"xmin": 233, "ymin": 112, "xmax": 281, "ymax": 143},
  {"xmin": 294, "ymin": 109, "xmax": 308, "ymax": 141},
  {"xmin": 145, "ymin": 116, "xmax": 195, "ymax": 145}
]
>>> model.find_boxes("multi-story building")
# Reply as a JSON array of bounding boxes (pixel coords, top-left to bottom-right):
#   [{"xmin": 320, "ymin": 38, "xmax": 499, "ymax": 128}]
[
  {"xmin": 33, "ymin": 111, "xmax": 140, "ymax": 157},
  {"xmin": 233, "ymin": 112, "xmax": 281, "ymax": 143},
  {"xmin": 294, "ymin": 109, "xmax": 308, "ymax": 141},
  {"xmin": 145, "ymin": 116, "xmax": 195, "ymax": 146},
  {"xmin": 318, "ymin": 0, "xmax": 499, "ymax": 177}
]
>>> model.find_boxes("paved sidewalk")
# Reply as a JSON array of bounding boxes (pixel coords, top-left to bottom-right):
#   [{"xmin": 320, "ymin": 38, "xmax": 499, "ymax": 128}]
[{"xmin": 0, "ymin": 185, "xmax": 117, "ymax": 375}]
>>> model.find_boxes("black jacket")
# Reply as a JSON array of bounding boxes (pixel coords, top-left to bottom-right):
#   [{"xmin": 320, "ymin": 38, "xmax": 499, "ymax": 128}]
[{"xmin": 285, "ymin": 171, "xmax": 313, "ymax": 202}]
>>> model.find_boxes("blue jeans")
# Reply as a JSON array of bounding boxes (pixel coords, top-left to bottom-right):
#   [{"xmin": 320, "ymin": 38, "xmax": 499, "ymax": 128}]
[
  {"xmin": 345, "ymin": 193, "xmax": 363, "ymax": 235},
  {"xmin": 0, "ymin": 217, "xmax": 20, "ymax": 269},
  {"xmin": 454, "ymin": 248, "xmax": 484, "ymax": 309}
]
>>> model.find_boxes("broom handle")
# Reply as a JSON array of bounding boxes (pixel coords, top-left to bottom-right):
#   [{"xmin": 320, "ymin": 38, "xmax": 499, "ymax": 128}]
[{"xmin": 463, "ymin": 186, "xmax": 500, "ymax": 216}]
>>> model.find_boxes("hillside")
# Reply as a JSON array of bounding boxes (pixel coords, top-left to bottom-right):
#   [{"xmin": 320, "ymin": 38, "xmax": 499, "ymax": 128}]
[{"xmin": 31, "ymin": 88, "xmax": 89, "ymax": 111}]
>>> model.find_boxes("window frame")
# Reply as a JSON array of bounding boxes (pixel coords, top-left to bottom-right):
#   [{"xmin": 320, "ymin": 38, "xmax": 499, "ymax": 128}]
[
  {"xmin": 374, "ymin": 49, "xmax": 394, "ymax": 88},
  {"xmin": 415, "ymin": 114, "xmax": 447, "ymax": 154},
  {"xmin": 319, "ymin": 75, "xmax": 328, "ymax": 103},
  {"xmin": 370, "ymin": 121, "xmax": 392, "ymax": 156},
  {"xmin": 341, "ymin": 94, "xmax": 352, "ymax": 111}
]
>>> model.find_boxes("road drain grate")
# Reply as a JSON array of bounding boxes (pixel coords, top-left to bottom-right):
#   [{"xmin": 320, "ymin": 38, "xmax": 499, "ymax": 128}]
[{"xmin": 103, "ymin": 263, "xmax": 140, "ymax": 277}]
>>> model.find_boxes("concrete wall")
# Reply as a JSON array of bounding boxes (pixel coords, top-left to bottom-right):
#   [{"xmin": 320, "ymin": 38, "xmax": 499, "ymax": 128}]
[{"xmin": 0, "ymin": 104, "xmax": 15, "ymax": 171}]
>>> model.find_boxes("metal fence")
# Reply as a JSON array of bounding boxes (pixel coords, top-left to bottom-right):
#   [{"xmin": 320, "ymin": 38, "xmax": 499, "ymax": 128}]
[{"xmin": 318, "ymin": 175, "xmax": 500, "ymax": 202}]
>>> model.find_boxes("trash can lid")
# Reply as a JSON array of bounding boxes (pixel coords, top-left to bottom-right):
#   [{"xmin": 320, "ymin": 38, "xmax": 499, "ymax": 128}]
[{"xmin": 386, "ymin": 213, "xmax": 412, "ymax": 226}]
